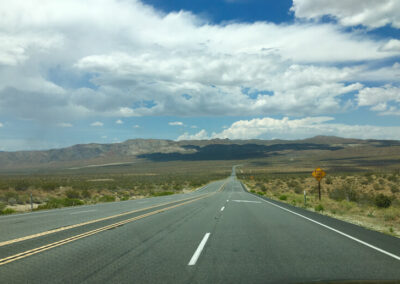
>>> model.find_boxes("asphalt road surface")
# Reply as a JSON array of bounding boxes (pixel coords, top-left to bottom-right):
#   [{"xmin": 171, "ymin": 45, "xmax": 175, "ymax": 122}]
[{"xmin": 0, "ymin": 168, "xmax": 399, "ymax": 283}]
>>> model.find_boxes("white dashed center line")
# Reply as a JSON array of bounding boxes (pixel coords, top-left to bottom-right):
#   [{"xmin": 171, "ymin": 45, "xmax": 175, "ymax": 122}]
[{"xmin": 188, "ymin": 233, "xmax": 210, "ymax": 266}]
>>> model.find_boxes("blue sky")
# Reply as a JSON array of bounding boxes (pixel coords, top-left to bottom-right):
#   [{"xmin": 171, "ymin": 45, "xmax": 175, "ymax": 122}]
[{"xmin": 1, "ymin": 0, "xmax": 400, "ymax": 150}]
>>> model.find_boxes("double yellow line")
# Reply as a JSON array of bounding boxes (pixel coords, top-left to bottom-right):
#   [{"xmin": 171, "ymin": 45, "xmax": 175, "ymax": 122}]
[{"xmin": 0, "ymin": 181, "xmax": 227, "ymax": 266}]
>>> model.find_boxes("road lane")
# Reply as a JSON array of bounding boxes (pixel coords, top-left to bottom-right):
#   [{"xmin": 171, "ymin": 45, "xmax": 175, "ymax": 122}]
[
  {"xmin": 0, "ymin": 171, "xmax": 399, "ymax": 283},
  {"xmin": 0, "ymin": 180, "xmax": 224, "ymax": 243}
]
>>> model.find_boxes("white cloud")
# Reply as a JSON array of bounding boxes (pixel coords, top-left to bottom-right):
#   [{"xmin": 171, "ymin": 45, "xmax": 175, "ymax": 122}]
[
  {"xmin": 57, "ymin": 122, "xmax": 73, "ymax": 127},
  {"xmin": 357, "ymin": 85, "xmax": 400, "ymax": 115},
  {"xmin": 0, "ymin": 0, "xmax": 398, "ymax": 124},
  {"xmin": 178, "ymin": 129, "xmax": 209, "ymax": 140},
  {"xmin": 0, "ymin": 122, "xmax": 3, "ymax": 127},
  {"xmin": 115, "ymin": 119, "xmax": 123, "ymax": 124},
  {"xmin": 292, "ymin": 0, "xmax": 400, "ymax": 29},
  {"xmin": 90, "ymin": 121, "xmax": 103, "ymax": 127},
  {"xmin": 381, "ymin": 39, "xmax": 400, "ymax": 52},
  {"xmin": 169, "ymin": 121, "xmax": 184, "ymax": 126},
  {"xmin": 133, "ymin": 124, "xmax": 140, "ymax": 128},
  {"xmin": 179, "ymin": 117, "xmax": 400, "ymax": 140}
]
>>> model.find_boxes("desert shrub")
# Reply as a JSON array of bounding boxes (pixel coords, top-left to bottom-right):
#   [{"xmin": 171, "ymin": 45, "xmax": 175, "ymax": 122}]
[
  {"xmin": 7, "ymin": 197, "xmax": 17, "ymax": 206},
  {"xmin": 256, "ymin": 183, "xmax": 267, "ymax": 192},
  {"xmin": 120, "ymin": 194, "xmax": 130, "ymax": 201},
  {"xmin": 378, "ymin": 178, "xmax": 385, "ymax": 185},
  {"xmin": 287, "ymin": 180, "xmax": 298, "ymax": 188},
  {"xmin": 390, "ymin": 184, "xmax": 399, "ymax": 194},
  {"xmin": 81, "ymin": 190, "xmax": 92, "ymax": 199},
  {"xmin": 41, "ymin": 182, "xmax": 58, "ymax": 191},
  {"xmin": 315, "ymin": 204, "xmax": 324, "ymax": 212},
  {"xmin": 62, "ymin": 198, "xmax": 84, "ymax": 207},
  {"xmin": 0, "ymin": 202, "xmax": 6, "ymax": 211},
  {"xmin": 0, "ymin": 208, "xmax": 16, "ymax": 215},
  {"xmin": 329, "ymin": 185, "xmax": 358, "ymax": 202},
  {"xmin": 14, "ymin": 181, "xmax": 29, "ymax": 191},
  {"xmin": 358, "ymin": 192, "xmax": 375, "ymax": 206},
  {"xmin": 373, "ymin": 183, "xmax": 383, "ymax": 191},
  {"xmin": 387, "ymin": 174, "xmax": 398, "ymax": 183},
  {"xmin": 99, "ymin": 195, "xmax": 116, "ymax": 202},
  {"xmin": 325, "ymin": 176, "xmax": 333, "ymax": 184},
  {"xmin": 294, "ymin": 185, "xmax": 303, "ymax": 194},
  {"xmin": 66, "ymin": 189, "xmax": 81, "ymax": 199},
  {"xmin": 329, "ymin": 187, "xmax": 346, "ymax": 201},
  {"xmin": 279, "ymin": 195, "xmax": 287, "ymax": 201},
  {"xmin": 37, "ymin": 198, "xmax": 83, "ymax": 210},
  {"xmin": 374, "ymin": 194, "xmax": 391, "ymax": 208}
]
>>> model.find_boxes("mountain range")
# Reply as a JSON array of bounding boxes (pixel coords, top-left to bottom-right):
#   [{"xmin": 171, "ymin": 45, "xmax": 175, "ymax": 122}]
[{"xmin": 0, "ymin": 136, "xmax": 399, "ymax": 172}]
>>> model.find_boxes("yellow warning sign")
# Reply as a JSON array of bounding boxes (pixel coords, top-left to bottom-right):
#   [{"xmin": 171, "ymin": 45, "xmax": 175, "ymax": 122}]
[{"xmin": 312, "ymin": 167, "xmax": 326, "ymax": 182}]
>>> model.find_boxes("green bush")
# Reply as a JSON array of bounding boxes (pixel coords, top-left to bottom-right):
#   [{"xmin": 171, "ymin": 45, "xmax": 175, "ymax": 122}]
[
  {"xmin": 314, "ymin": 204, "xmax": 324, "ymax": 212},
  {"xmin": 279, "ymin": 195, "xmax": 287, "ymax": 201},
  {"xmin": 0, "ymin": 202, "xmax": 6, "ymax": 211},
  {"xmin": 37, "ymin": 198, "xmax": 84, "ymax": 210},
  {"xmin": 0, "ymin": 208, "xmax": 16, "ymax": 215},
  {"xmin": 62, "ymin": 198, "xmax": 84, "ymax": 207},
  {"xmin": 374, "ymin": 194, "xmax": 391, "ymax": 208},
  {"xmin": 99, "ymin": 195, "xmax": 116, "ymax": 202}
]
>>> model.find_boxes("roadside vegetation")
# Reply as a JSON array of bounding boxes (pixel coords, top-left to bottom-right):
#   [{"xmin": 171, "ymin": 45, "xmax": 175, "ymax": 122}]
[
  {"xmin": 238, "ymin": 170, "xmax": 400, "ymax": 238},
  {"xmin": 0, "ymin": 161, "xmax": 231, "ymax": 214}
]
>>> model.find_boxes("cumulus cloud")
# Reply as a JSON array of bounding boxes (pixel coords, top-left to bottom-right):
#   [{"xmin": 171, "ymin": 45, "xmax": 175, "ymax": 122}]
[
  {"xmin": 115, "ymin": 119, "xmax": 123, "ymax": 124},
  {"xmin": 133, "ymin": 124, "xmax": 140, "ymax": 128},
  {"xmin": 90, "ymin": 121, "xmax": 104, "ymax": 127},
  {"xmin": 179, "ymin": 117, "xmax": 400, "ymax": 140},
  {"xmin": 169, "ymin": 121, "xmax": 184, "ymax": 126},
  {"xmin": 357, "ymin": 85, "xmax": 400, "ymax": 115},
  {"xmin": 178, "ymin": 129, "xmax": 209, "ymax": 140},
  {"xmin": 292, "ymin": 0, "xmax": 400, "ymax": 29},
  {"xmin": 0, "ymin": 122, "xmax": 3, "ymax": 127},
  {"xmin": 0, "ymin": 0, "xmax": 398, "ymax": 124}
]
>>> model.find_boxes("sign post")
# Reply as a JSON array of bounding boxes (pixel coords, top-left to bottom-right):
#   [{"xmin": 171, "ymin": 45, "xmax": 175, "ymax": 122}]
[{"xmin": 312, "ymin": 167, "xmax": 326, "ymax": 201}]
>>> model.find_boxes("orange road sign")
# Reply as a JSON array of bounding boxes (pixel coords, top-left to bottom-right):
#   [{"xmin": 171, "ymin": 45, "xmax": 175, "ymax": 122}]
[{"xmin": 312, "ymin": 167, "xmax": 326, "ymax": 181}]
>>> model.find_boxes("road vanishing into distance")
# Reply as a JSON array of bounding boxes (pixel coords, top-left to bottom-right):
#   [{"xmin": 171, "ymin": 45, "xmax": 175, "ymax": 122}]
[{"xmin": 0, "ymin": 167, "xmax": 399, "ymax": 283}]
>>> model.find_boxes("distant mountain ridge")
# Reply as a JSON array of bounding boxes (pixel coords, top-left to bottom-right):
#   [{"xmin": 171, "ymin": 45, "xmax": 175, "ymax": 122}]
[{"xmin": 0, "ymin": 136, "xmax": 399, "ymax": 171}]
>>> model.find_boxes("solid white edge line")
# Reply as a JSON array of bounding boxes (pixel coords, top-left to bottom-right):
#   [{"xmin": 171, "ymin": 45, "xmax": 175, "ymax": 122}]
[
  {"xmin": 221, "ymin": 206, "xmax": 225, "ymax": 211},
  {"xmin": 251, "ymin": 194, "xmax": 400, "ymax": 261},
  {"xmin": 188, "ymin": 233, "xmax": 211, "ymax": 266}
]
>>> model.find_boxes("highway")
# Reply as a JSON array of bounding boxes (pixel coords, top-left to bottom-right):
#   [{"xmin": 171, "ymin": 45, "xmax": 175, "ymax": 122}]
[{"xmin": 0, "ymin": 168, "xmax": 399, "ymax": 283}]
